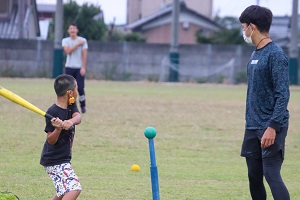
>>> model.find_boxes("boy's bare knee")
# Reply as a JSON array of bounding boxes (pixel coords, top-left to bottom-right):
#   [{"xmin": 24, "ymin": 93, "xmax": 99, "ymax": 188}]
[{"xmin": 62, "ymin": 190, "xmax": 81, "ymax": 200}]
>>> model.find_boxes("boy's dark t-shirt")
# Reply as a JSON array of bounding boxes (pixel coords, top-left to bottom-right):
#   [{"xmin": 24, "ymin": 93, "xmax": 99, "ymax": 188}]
[{"xmin": 40, "ymin": 103, "xmax": 79, "ymax": 166}]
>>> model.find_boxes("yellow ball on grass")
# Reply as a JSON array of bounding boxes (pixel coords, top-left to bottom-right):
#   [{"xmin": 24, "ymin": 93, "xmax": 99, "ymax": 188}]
[{"xmin": 131, "ymin": 164, "xmax": 140, "ymax": 171}]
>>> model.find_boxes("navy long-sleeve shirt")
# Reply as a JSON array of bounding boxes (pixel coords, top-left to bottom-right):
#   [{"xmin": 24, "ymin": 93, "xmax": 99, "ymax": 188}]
[{"xmin": 245, "ymin": 42, "xmax": 289, "ymax": 131}]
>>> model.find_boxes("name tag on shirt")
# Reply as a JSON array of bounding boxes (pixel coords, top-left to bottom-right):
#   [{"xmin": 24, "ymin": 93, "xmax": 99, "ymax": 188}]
[{"xmin": 251, "ymin": 60, "xmax": 259, "ymax": 64}]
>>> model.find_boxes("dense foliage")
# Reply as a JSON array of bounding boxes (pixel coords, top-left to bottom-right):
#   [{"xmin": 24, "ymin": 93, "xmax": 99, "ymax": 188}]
[
  {"xmin": 196, "ymin": 16, "xmax": 245, "ymax": 45},
  {"xmin": 63, "ymin": 0, "xmax": 107, "ymax": 41},
  {"xmin": 49, "ymin": 0, "xmax": 146, "ymax": 42}
]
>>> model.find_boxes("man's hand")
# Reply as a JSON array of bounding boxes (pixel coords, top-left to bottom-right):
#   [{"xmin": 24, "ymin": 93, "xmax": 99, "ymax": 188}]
[{"xmin": 261, "ymin": 127, "xmax": 276, "ymax": 148}]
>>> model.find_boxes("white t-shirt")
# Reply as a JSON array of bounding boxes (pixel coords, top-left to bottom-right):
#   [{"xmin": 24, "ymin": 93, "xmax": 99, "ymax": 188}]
[{"xmin": 62, "ymin": 36, "xmax": 88, "ymax": 69}]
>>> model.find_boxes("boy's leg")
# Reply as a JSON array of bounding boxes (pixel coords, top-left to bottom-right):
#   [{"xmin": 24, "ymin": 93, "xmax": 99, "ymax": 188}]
[
  {"xmin": 45, "ymin": 163, "xmax": 82, "ymax": 200},
  {"xmin": 52, "ymin": 195, "xmax": 63, "ymax": 200},
  {"xmin": 246, "ymin": 157, "xmax": 267, "ymax": 200},
  {"xmin": 62, "ymin": 190, "xmax": 81, "ymax": 200},
  {"xmin": 75, "ymin": 70, "xmax": 86, "ymax": 113},
  {"xmin": 263, "ymin": 153, "xmax": 290, "ymax": 200}
]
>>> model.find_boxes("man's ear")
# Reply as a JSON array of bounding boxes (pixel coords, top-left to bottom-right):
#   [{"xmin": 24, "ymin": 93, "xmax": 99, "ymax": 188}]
[{"xmin": 249, "ymin": 23, "xmax": 257, "ymax": 31}]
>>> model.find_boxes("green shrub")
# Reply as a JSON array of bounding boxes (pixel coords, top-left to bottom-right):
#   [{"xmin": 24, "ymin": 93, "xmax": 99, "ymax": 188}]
[
  {"xmin": 147, "ymin": 74, "xmax": 159, "ymax": 82},
  {"xmin": 196, "ymin": 77, "xmax": 208, "ymax": 84},
  {"xmin": 0, "ymin": 192, "xmax": 19, "ymax": 200}
]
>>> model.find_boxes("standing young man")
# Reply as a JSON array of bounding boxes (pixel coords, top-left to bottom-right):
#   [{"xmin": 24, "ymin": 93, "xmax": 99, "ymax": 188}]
[
  {"xmin": 62, "ymin": 22, "xmax": 88, "ymax": 113},
  {"xmin": 239, "ymin": 5, "xmax": 290, "ymax": 200}
]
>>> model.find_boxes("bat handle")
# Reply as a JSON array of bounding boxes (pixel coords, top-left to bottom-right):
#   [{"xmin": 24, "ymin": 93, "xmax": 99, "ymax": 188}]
[{"xmin": 45, "ymin": 113, "xmax": 75, "ymax": 131}]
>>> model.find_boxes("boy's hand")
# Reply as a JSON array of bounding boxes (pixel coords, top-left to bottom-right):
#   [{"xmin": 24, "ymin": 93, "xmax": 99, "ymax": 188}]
[
  {"xmin": 51, "ymin": 117, "xmax": 63, "ymax": 130},
  {"xmin": 77, "ymin": 40, "xmax": 85, "ymax": 46},
  {"xmin": 62, "ymin": 120, "xmax": 74, "ymax": 131},
  {"xmin": 80, "ymin": 67, "xmax": 86, "ymax": 76}
]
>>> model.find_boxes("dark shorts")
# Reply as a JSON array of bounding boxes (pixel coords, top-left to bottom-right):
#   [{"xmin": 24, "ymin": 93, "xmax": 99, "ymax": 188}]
[{"xmin": 241, "ymin": 127, "xmax": 288, "ymax": 159}]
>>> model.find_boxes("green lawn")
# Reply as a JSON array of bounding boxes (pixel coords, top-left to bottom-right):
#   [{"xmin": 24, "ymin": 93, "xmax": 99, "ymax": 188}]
[{"xmin": 0, "ymin": 78, "xmax": 300, "ymax": 200}]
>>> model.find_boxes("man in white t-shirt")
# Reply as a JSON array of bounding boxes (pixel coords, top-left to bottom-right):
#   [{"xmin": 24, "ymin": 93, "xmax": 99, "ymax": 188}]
[{"xmin": 62, "ymin": 23, "xmax": 88, "ymax": 113}]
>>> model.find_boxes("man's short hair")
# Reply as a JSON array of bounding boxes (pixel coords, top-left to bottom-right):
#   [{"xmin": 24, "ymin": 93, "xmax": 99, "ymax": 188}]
[
  {"xmin": 239, "ymin": 5, "xmax": 273, "ymax": 33},
  {"xmin": 54, "ymin": 74, "xmax": 76, "ymax": 96}
]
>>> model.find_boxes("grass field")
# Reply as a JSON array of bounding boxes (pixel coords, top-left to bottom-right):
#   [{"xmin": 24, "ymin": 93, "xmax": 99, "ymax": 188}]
[{"xmin": 1, "ymin": 78, "xmax": 300, "ymax": 200}]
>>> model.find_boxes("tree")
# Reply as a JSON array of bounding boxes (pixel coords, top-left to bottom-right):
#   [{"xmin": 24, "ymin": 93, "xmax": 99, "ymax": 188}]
[
  {"xmin": 49, "ymin": 0, "xmax": 147, "ymax": 42},
  {"xmin": 196, "ymin": 28, "xmax": 245, "ymax": 45},
  {"xmin": 196, "ymin": 16, "xmax": 245, "ymax": 45},
  {"xmin": 49, "ymin": 0, "xmax": 107, "ymax": 41}
]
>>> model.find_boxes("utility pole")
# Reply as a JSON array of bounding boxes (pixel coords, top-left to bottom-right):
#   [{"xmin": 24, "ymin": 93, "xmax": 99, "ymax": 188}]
[
  {"xmin": 169, "ymin": 0, "xmax": 180, "ymax": 82},
  {"xmin": 289, "ymin": 0, "xmax": 298, "ymax": 85},
  {"xmin": 18, "ymin": 0, "xmax": 24, "ymax": 38},
  {"xmin": 52, "ymin": 0, "xmax": 64, "ymax": 78}
]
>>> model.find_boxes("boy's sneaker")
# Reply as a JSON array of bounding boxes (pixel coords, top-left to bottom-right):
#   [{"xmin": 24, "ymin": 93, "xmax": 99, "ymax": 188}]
[{"xmin": 81, "ymin": 106, "xmax": 86, "ymax": 113}]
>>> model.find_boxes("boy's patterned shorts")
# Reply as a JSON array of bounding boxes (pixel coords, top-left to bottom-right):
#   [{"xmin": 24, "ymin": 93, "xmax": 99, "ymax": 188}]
[{"xmin": 45, "ymin": 163, "xmax": 82, "ymax": 197}]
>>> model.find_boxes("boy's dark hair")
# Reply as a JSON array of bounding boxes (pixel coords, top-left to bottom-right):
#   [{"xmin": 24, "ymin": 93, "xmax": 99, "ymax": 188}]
[
  {"xmin": 54, "ymin": 74, "xmax": 76, "ymax": 96},
  {"xmin": 68, "ymin": 22, "xmax": 78, "ymax": 28},
  {"xmin": 239, "ymin": 5, "xmax": 273, "ymax": 33}
]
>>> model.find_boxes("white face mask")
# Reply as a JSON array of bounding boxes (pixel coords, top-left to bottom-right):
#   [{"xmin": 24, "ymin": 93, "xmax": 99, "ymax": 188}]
[{"xmin": 243, "ymin": 25, "xmax": 254, "ymax": 44}]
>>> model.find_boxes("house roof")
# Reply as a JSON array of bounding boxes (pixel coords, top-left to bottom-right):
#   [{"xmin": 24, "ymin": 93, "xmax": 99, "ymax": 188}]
[
  {"xmin": 125, "ymin": 1, "xmax": 221, "ymax": 32},
  {"xmin": 0, "ymin": 0, "xmax": 40, "ymax": 39},
  {"xmin": 37, "ymin": 4, "xmax": 56, "ymax": 13}
]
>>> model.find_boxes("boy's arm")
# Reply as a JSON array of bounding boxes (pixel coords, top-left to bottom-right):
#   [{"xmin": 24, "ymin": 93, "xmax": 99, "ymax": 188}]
[
  {"xmin": 47, "ymin": 118, "xmax": 63, "ymax": 145},
  {"xmin": 80, "ymin": 48, "xmax": 88, "ymax": 75},
  {"xmin": 47, "ymin": 128, "xmax": 62, "ymax": 145},
  {"xmin": 47, "ymin": 113, "xmax": 81, "ymax": 144},
  {"xmin": 63, "ymin": 40, "xmax": 85, "ymax": 55},
  {"xmin": 62, "ymin": 112, "xmax": 81, "ymax": 130}
]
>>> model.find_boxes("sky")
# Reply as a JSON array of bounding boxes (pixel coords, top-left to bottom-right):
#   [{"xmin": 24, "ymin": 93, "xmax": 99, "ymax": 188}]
[{"xmin": 36, "ymin": 0, "xmax": 296, "ymax": 25}]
